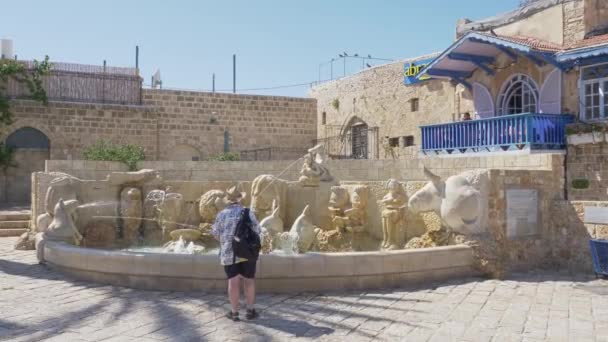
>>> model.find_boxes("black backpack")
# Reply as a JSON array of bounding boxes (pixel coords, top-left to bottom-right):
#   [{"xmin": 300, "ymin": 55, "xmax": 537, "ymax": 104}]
[{"xmin": 232, "ymin": 208, "xmax": 261, "ymax": 262}]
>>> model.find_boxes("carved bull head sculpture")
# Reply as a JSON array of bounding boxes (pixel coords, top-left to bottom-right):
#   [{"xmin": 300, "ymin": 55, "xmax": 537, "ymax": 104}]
[{"xmin": 408, "ymin": 167, "xmax": 482, "ymax": 235}]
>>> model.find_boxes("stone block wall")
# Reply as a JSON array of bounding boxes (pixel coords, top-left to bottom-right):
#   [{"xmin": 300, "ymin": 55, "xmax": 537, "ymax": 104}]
[
  {"xmin": 308, "ymin": 56, "xmax": 473, "ymax": 155},
  {"xmin": 142, "ymin": 89, "xmax": 317, "ymax": 160},
  {"xmin": 5, "ymin": 100, "xmax": 159, "ymax": 160},
  {"xmin": 486, "ymin": 169, "xmax": 565, "ymax": 272},
  {"xmin": 46, "ymin": 153, "xmax": 562, "ymax": 183},
  {"xmin": 566, "ymin": 142, "xmax": 608, "ymax": 201}
]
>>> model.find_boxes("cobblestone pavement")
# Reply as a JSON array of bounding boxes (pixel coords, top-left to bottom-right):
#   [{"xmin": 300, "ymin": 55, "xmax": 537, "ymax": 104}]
[{"xmin": 1, "ymin": 237, "xmax": 607, "ymax": 342}]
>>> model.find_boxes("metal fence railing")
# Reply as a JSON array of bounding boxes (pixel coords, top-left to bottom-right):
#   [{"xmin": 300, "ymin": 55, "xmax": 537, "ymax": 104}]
[
  {"xmin": 4, "ymin": 60, "xmax": 142, "ymax": 105},
  {"xmin": 420, "ymin": 113, "xmax": 574, "ymax": 154},
  {"xmin": 314, "ymin": 125, "xmax": 379, "ymax": 160}
]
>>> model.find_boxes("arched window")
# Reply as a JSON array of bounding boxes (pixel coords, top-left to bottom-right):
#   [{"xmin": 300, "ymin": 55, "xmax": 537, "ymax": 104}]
[{"xmin": 497, "ymin": 74, "xmax": 540, "ymax": 115}]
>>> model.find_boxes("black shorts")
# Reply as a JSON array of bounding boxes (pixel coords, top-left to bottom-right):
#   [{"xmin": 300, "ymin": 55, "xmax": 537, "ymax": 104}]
[{"xmin": 224, "ymin": 260, "xmax": 257, "ymax": 279}]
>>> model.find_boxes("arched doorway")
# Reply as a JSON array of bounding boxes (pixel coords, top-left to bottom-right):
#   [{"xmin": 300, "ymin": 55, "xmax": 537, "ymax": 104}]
[
  {"xmin": 3, "ymin": 127, "xmax": 50, "ymax": 203},
  {"xmin": 496, "ymin": 74, "xmax": 540, "ymax": 115}
]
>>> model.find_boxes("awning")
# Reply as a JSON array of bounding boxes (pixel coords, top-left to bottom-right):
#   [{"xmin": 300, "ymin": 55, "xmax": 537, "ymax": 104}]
[{"xmin": 417, "ymin": 32, "xmax": 564, "ymax": 89}]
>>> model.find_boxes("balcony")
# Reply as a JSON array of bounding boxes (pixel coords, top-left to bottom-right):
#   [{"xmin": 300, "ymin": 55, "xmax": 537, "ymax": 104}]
[{"xmin": 420, "ymin": 113, "xmax": 574, "ymax": 155}]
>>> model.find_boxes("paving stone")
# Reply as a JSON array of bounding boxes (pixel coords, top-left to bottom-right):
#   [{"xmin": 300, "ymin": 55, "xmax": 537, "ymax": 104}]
[{"xmin": 2, "ymin": 237, "xmax": 608, "ymax": 341}]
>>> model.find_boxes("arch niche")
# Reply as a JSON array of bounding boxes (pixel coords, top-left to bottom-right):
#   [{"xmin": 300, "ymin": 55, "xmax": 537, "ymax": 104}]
[{"xmin": 3, "ymin": 127, "xmax": 50, "ymax": 203}]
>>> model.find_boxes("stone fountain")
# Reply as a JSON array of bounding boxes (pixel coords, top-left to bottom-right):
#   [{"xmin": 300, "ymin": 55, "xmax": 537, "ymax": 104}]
[{"xmin": 21, "ymin": 147, "xmax": 502, "ymax": 292}]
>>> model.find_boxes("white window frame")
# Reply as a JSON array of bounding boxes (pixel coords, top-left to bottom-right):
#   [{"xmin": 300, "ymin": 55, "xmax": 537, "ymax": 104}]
[
  {"xmin": 497, "ymin": 74, "xmax": 540, "ymax": 115},
  {"xmin": 580, "ymin": 63, "xmax": 608, "ymax": 122}
]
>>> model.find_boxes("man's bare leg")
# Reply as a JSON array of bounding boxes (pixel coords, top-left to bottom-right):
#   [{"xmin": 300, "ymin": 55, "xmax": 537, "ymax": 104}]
[
  {"xmin": 243, "ymin": 277, "xmax": 255, "ymax": 308},
  {"xmin": 228, "ymin": 276, "xmax": 241, "ymax": 313}
]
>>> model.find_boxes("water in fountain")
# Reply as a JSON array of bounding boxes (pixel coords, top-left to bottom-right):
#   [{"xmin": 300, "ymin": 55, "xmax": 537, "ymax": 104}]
[{"xmin": 273, "ymin": 232, "xmax": 300, "ymax": 255}]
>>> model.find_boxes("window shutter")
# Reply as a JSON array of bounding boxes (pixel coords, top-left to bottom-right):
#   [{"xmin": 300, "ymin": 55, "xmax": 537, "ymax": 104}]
[
  {"xmin": 539, "ymin": 68, "xmax": 561, "ymax": 114},
  {"xmin": 473, "ymin": 83, "xmax": 494, "ymax": 118}
]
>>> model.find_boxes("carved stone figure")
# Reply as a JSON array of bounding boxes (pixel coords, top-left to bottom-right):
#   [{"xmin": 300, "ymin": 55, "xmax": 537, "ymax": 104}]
[
  {"xmin": 259, "ymin": 201, "xmax": 283, "ymax": 238},
  {"xmin": 251, "ymin": 174, "xmax": 287, "ymax": 221},
  {"xmin": 143, "ymin": 189, "xmax": 165, "ymax": 243},
  {"xmin": 259, "ymin": 227, "xmax": 273, "ymax": 254},
  {"xmin": 120, "ymin": 187, "xmax": 142, "ymax": 244},
  {"xmin": 345, "ymin": 185, "xmax": 368, "ymax": 235},
  {"xmin": 36, "ymin": 213, "xmax": 53, "ymax": 233},
  {"xmin": 159, "ymin": 191, "xmax": 184, "ymax": 242},
  {"xmin": 408, "ymin": 167, "xmax": 487, "ymax": 235},
  {"xmin": 45, "ymin": 175, "xmax": 80, "ymax": 215},
  {"xmin": 381, "ymin": 179, "xmax": 406, "ymax": 250},
  {"xmin": 45, "ymin": 199, "xmax": 83, "ymax": 245},
  {"xmin": 283, "ymin": 205, "xmax": 319, "ymax": 253},
  {"xmin": 328, "ymin": 186, "xmax": 350, "ymax": 232},
  {"xmin": 298, "ymin": 145, "xmax": 333, "ymax": 187},
  {"xmin": 198, "ymin": 190, "xmax": 226, "ymax": 230}
]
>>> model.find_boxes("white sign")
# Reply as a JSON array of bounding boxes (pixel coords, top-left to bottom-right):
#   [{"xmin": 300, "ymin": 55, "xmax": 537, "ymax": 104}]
[
  {"xmin": 584, "ymin": 206, "xmax": 608, "ymax": 224},
  {"xmin": 506, "ymin": 189, "xmax": 538, "ymax": 238}
]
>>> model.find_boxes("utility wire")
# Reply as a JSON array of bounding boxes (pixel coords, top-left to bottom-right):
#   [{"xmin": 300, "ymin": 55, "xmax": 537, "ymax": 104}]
[{"xmin": 143, "ymin": 79, "xmax": 336, "ymax": 93}]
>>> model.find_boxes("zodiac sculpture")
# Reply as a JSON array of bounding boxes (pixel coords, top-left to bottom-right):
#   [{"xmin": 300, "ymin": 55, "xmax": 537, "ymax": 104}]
[
  {"xmin": 408, "ymin": 167, "xmax": 487, "ymax": 235},
  {"xmin": 381, "ymin": 179, "xmax": 406, "ymax": 250}
]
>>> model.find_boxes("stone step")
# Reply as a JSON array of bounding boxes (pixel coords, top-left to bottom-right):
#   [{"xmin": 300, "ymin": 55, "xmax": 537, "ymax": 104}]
[
  {"xmin": 0, "ymin": 221, "xmax": 30, "ymax": 229},
  {"xmin": 0, "ymin": 213, "xmax": 30, "ymax": 221},
  {"xmin": 0, "ymin": 228, "xmax": 27, "ymax": 237}
]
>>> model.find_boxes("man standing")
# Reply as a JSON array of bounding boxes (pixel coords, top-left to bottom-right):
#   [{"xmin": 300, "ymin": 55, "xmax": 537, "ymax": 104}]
[{"xmin": 212, "ymin": 185, "xmax": 261, "ymax": 321}]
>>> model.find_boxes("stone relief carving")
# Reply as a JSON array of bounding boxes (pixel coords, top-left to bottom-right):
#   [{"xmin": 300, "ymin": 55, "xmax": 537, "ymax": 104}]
[
  {"xmin": 344, "ymin": 185, "xmax": 368, "ymax": 234},
  {"xmin": 281, "ymin": 205, "xmax": 320, "ymax": 253},
  {"xmin": 251, "ymin": 174, "xmax": 287, "ymax": 221},
  {"xmin": 298, "ymin": 144, "xmax": 333, "ymax": 187},
  {"xmin": 198, "ymin": 189, "xmax": 227, "ymax": 230},
  {"xmin": 159, "ymin": 191, "xmax": 184, "ymax": 242},
  {"xmin": 408, "ymin": 167, "xmax": 488, "ymax": 235},
  {"xmin": 45, "ymin": 199, "xmax": 83, "ymax": 245},
  {"xmin": 381, "ymin": 179, "xmax": 406, "ymax": 250},
  {"xmin": 120, "ymin": 187, "xmax": 142, "ymax": 244},
  {"xmin": 328, "ymin": 186, "xmax": 350, "ymax": 232}
]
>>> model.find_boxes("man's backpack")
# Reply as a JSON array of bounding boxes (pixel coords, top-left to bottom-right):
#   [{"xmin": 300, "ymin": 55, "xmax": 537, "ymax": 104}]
[{"xmin": 232, "ymin": 208, "xmax": 261, "ymax": 262}]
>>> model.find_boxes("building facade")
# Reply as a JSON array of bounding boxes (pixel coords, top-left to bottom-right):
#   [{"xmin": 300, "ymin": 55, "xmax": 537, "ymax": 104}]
[
  {"xmin": 310, "ymin": 0, "xmax": 608, "ymax": 160},
  {"xmin": 1, "ymin": 73, "xmax": 316, "ymax": 203}
]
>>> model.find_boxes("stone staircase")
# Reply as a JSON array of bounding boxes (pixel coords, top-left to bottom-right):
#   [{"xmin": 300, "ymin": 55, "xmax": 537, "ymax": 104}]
[{"xmin": 0, "ymin": 207, "xmax": 31, "ymax": 237}]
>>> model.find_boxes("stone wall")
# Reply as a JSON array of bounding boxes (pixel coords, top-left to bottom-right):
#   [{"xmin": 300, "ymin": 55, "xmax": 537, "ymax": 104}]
[
  {"xmin": 550, "ymin": 200, "xmax": 608, "ymax": 273},
  {"xmin": 142, "ymin": 89, "xmax": 317, "ymax": 160},
  {"xmin": 46, "ymin": 153, "xmax": 562, "ymax": 182},
  {"xmin": 486, "ymin": 169, "xmax": 565, "ymax": 272},
  {"xmin": 5, "ymin": 100, "xmax": 159, "ymax": 160},
  {"xmin": 308, "ymin": 56, "xmax": 474, "ymax": 155},
  {"xmin": 566, "ymin": 141, "xmax": 608, "ymax": 201}
]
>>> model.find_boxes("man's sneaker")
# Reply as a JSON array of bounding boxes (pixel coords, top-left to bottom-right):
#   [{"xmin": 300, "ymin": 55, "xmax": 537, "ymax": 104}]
[
  {"xmin": 226, "ymin": 311, "xmax": 240, "ymax": 322},
  {"xmin": 246, "ymin": 309, "xmax": 259, "ymax": 320}
]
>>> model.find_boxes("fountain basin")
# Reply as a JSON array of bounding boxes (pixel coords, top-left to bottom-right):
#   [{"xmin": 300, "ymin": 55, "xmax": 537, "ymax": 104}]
[{"xmin": 41, "ymin": 242, "xmax": 478, "ymax": 292}]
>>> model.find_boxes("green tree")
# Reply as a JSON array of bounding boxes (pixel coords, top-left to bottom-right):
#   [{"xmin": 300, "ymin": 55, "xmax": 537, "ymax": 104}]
[
  {"xmin": 82, "ymin": 140, "xmax": 145, "ymax": 171},
  {"xmin": 0, "ymin": 56, "xmax": 51, "ymax": 125}
]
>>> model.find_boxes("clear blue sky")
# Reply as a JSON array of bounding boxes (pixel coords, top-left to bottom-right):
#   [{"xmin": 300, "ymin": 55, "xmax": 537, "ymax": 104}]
[{"xmin": 1, "ymin": 0, "xmax": 519, "ymax": 97}]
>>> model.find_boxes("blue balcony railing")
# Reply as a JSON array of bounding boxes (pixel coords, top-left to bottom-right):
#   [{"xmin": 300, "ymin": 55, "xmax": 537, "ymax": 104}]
[{"xmin": 420, "ymin": 113, "xmax": 574, "ymax": 154}]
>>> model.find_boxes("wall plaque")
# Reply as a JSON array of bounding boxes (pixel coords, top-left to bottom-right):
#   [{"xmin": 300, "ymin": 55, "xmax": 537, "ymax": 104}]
[
  {"xmin": 583, "ymin": 206, "xmax": 608, "ymax": 224},
  {"xmin": 506, "ymin": 189, "xmax": 538, "ymax": 238}
]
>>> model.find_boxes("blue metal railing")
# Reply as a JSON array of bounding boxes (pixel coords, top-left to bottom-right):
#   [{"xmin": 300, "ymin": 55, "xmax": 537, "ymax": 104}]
[{"xmin": 420, "ymin": 113, "xmax": 574, "ymax": 154}]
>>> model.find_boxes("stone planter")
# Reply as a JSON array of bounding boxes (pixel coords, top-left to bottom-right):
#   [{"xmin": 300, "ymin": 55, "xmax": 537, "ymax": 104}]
[{"xmin": 568, "ymin": 133, "xmax": 594, "ymax": 145}]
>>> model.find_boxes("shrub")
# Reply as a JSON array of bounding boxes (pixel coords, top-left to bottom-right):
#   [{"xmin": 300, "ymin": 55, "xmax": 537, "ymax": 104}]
[
  {"xmin": 571, "ymin": 179, "xmax": 590, "ymax": 190},
  {"xmin": 0, "ymin": 143, "xmax": 16, "ymax": 173},
  {"xmin": 207, "ymin": 152, "xmax": 240, "ymax": 161},
  {"xmin": 82, "ymin": 140, "xmax": 145, "ymax": 171},
  {"xmin": 331, "ymin": 98, "xmax": 340, "ymax": 110}
]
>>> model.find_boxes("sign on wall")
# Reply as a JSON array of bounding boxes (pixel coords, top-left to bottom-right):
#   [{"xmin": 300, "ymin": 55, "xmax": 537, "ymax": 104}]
[
  {"xmin": 506, "ymin": 189, "xmax": 539, "ymax": 238},
  {"xmin": 403, "ymin": 57, "xmax": 435, "ymax": 85}
]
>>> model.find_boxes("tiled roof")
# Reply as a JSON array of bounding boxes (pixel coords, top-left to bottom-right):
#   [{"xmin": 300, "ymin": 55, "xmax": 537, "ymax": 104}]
[
  {"xmin": 493, "ymin": 34, "xmax": 563, "ymax": 52},
  {"xmin": 566, "ymin": 33, "xmax": 608, "ymax": 50},
  {"xmin": 474, "ymin": 32, "xmax": 608, "ymax": 53}
]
